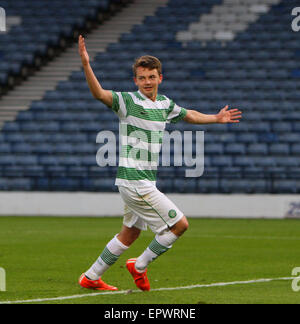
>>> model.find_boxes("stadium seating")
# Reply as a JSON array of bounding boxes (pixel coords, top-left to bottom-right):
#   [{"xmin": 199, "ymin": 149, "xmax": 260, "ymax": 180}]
[
  {"xmin": 0, "ymin": 0, "xmax": 299, "ymax": 193},
  {"xmin": 0, "ymin": 0, "xmax": 121, "ymax": 91}
]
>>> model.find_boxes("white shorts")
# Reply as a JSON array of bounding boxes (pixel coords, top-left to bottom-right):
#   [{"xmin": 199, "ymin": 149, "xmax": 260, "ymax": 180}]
[{"xmin": 118, "ymin": 185, "xmax": 184, "ymax": 234}]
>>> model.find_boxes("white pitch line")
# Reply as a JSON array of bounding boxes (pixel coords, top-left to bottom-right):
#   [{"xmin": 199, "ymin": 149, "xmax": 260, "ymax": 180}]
[
  {"xmin": 0, "ymin": 277, "xmax": 294, "ymax": 304},
  {"xmin": 197, "ymin": 234, "xmax": 300, "ymax": 241}
]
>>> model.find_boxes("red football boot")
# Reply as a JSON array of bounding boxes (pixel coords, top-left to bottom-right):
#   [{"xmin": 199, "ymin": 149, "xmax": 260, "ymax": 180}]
[
  {"xmin": 126, "ymin": 258, "xmax": 150, "ymax": 291},
  {"xmin": 78, "ymin": 273, "xmax": 118, "ymax": 291}
]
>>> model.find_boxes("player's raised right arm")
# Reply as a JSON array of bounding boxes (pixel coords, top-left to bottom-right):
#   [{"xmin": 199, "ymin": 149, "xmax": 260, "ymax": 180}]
[{"xmin": 78, "ymin": 35, "xmax": 113, "ymax": 108}]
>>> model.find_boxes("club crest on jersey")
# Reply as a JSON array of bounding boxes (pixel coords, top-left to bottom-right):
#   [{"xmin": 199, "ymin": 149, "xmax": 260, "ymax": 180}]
[{"xmin": 168, "ymin": 209, "xmax": 177, "ymax": 219}]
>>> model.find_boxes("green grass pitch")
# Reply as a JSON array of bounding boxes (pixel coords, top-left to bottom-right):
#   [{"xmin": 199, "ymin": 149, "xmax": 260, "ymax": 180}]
[{"xmin": 0, "ymin": 216, "xmax": 299, "ymax": 304}]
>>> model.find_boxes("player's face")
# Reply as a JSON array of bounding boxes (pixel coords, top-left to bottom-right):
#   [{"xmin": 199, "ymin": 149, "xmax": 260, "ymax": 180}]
[{"xmin": 134, "ymin": 67, "xmax": 163, "ymax": 100}]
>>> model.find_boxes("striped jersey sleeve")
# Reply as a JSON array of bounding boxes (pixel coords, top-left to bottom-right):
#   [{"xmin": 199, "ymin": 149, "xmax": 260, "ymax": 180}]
[
  {"xmin": 166, "ymin": 100, "xmax": 187, "ymax": 124},
  {"xmin": 111, "ymin": 91, "xmax": 128, "ymax": 119}
]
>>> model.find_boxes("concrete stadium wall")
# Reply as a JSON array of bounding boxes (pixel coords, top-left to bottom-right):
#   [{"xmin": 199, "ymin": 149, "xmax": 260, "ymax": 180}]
[{"xmin": 0, "ymin": 192, "xmax": 299, "ymax": 219}]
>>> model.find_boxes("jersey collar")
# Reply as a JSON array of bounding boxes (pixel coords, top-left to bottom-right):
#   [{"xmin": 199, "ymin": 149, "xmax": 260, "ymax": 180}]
[{"xmin": 138, "ymin": 90, "xmax": 157, "ymax": 102}]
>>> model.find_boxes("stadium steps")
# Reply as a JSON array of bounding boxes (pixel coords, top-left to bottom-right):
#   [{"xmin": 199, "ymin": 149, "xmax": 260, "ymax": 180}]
[
  {"xmin": 0, "ymin": 0, "xmax": 168, "ymax": 129},
  {"xmin": 176, "ymin": 0, "xmax": 281, "ymax": 43}
]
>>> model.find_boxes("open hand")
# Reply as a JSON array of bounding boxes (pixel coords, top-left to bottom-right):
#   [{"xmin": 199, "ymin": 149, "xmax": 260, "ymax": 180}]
[
  {"xmin": 217, "ymin": 105, "xmax": 242, "ymax": 124},
  {"xmin": 78, "ymin": 35, "xmax": 90, "ymax": 66}
]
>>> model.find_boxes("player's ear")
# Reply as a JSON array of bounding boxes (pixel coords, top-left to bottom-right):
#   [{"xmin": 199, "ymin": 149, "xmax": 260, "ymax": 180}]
[
  {"xmin": 133, "ymin": 77, "xmax": 138, "ymax": 86},
  {"xmin": 159, "ymin": 74, "xmax": 163, "ymax": 84}
]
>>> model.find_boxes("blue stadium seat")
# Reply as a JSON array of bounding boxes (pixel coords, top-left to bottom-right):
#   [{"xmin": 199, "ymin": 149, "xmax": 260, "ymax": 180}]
[
  {"xmin": 156, "ymin": 178, "xmax": 174, "ymax": 192},
  {"xmin": 59, "ymin": 156, "xmax": 81, "ymax": 166},
  {"xmin": 7, "ymin": 178, "xmax": 32, "ymax": 191},
  {"xmin": 247, "ymin": 143, "xmax": 268, "ymax": 155},
  {"xmin": 0, "ymin": 143, "xmax": 11, "ymax": 153},
  {"xmin": 254, "ymin": 156, "xmax": 276, "ymax": 167},
  {"xmin": 50, "ymin": 178, "xmax": 80, "ymax": 191},
  {"xmin": 174, "ymin": 178, "xmax": 197, "ymax": 193},
  {"xmin": 224, "ymin": 143, "xmax": 246, "ymax": 155},
  {"xmin": 15, "ymin": 155, "xmax": 38, "ymax": 166},
  {"xmin": 243, "ymin": 167, "xmax": 265, "ymax": 179},
  {"xmin": 23, "ymin": 165, "xmax": 45, "ymax": 178},
  {"xmin": 237, "ymin": 133, "xmax": 258, "ymax": 143},
  {"xmin": 220, "ymin": 167, "xmax": 242, "ymax": 179},
  {"xmin": 267, "ymin": 167, "xmax": 287, "ymax": 179},
  {"xmin": 196, "ymin": 179, "xmax": 219, "ymax": 193},
  {"xmin": 32, "ymin": 143, "xmax": 55, "ymax": 154},
  {"xmin": 2, "ymin": 122, "xmax": 20, "ymax": 132},
  {"xmin": 211, "ymin": 156, "xmax": 232, "ymax": 167},
  {"xmin": 220, "ymin": 179, "xmax": 267, "ymax": 193},
  {"xmin": 273, "ymin": 180, "xmax": 298, "ymax": 193},
  {"xmin": 68, "ymin": 166, "xmax": 88, "ymax": 178},
  {"xmin": 16, "ymin": 111, "xmax": 34, "ymax": 122},
  {"xmin": 39, "ymin": 156, "xmax": 59, "ymax": 166},
  {"xmin": 234, "ymin": 156, "xmax": 255, "ymax": 168},
  {"xmin": 205, "ymin": 143, "xmax": 224, "ymax": 155},
  {"xmin": 12, "ymin": 143, "xmax": 33, "ymax": 154},
  {"xmin": 89, "ymin": 178, "xmax": 116, "ymax": 192},
  {"xmin": 291, "ymin": 144, "xmax": 300, "ymax": 155},
  {"xmin": 55, "ymin": 144, "xmax": 74, "ymax": 154},
  {"xmin": 0, "ymin": 155, "xmax": 17, "ymax": 166},
  {"xmin": 269, "ymin": 143, "xmax": 290, "ymax": 155},
  {"xmin": 0, "ymin": 179, "xmax": 9, "ymax": 190},
  {"xmin": 275, "ymin": 157, "xmax": 299, "ymax": 167},
  {"xmin": 272, "ymin": 122, "xmax": 292, "ymax": 133}
]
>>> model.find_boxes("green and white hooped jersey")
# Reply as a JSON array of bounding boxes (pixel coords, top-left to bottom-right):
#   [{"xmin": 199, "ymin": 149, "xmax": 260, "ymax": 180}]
[{"xmin": 111, "ymin": 90, "xmax": 187, "ymax": 192}]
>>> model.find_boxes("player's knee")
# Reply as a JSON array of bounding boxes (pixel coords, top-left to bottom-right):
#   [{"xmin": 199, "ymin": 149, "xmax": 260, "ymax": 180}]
[
  {"xmin": 117, "ymin": 226, "xmax": 141, "ymax": 247},
  {"xmin": 171, "ymin": 216, "xmax": 189, "ymax": 237},
  {"xmin": 181, "ymin": 216, "xmax": 189, "ymax": 234}
]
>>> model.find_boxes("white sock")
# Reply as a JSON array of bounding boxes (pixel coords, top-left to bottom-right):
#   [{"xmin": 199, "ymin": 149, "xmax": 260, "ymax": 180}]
[
  {"xmin": 156, "ymin": 230, "xmax": 179, "ymax": 248},
  {"xmin": 135, "ymin": 248, "xmax": 157, "ymax": 273},
  {"xmin": 135, "ymin": 230, "xmax": 179, "ymax": 272},
  {"xmin": 85, "ymin": 235, "xmax": 128, "ymax": 280}
]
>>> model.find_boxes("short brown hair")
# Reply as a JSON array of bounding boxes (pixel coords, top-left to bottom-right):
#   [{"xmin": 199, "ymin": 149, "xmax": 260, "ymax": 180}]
[{"xmin": 133, "ymin": 55, "xmax": 162, "ymax": 77}]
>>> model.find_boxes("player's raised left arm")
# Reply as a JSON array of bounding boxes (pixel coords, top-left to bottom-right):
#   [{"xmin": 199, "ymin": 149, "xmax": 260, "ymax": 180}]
[
  {"xmin": 78, "ymin": 35, "xmax": 113, "ymax": 108},
  {"xmin": 183, "ymin": 105, "xmax": 242, "ymax": 124}
]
